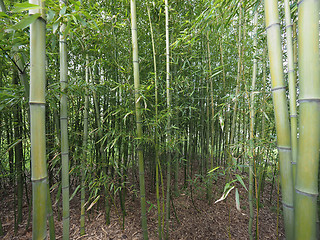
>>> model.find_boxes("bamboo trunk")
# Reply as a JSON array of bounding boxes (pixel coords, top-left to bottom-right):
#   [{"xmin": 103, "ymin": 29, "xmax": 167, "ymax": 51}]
[
  {"xmin": 80, "ymin": 54, "xmax": 89, "ymax": 235},
  {"xmin": 29, "ymin": 1, "xmax": 47, "ymax": 238},
  {"xmin": 165, "ymin": 0, "xmax": 172, "ymax": 238},
  {"xmin": 284, "ymin": 0, "xmax": 298, "ymax": 183},
  {"xmin": 130, "ymin": 0, "xmax": 149, "ymax": 239},
  {"xmin": 59, "ymin": 1, "xmax": 70, "ymax": 238},
  {"xmin": 248, "ymin": 9, "xmax": 258, "ymax": 240},
  {"xmin": 295, "ymin": 0, "xmax": 320, "ymax": 239},
  {"xmin": 264, "ymin": 0, "xmax": 294, "ymax": 239}
]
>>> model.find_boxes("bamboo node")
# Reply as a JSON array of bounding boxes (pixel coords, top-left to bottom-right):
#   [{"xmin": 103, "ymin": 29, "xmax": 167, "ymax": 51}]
[
  {"xmin": 285, "ymin": 24, "xmax": 293, "ymax": 29},
  {"xmin": 31, "ymin": 175, "xmax": 48, "ymax": 183},
  {"xmin": 271, "ymin": 86, "xmax": 286, "ymax": 92},
  {"xmin": 277, "ymin": 146, "xmax": 291, "ymax": 151},
  {"xmin": 266, "ymin": 22, "xmax": 280, "ymax": 31},
  {"xmin": 29, "ymin": 101, "xmax": 46, "ymax": 105},
  {"xmin": 296, "ymin": 188, "xmax": 318, "ymax": 198},
  {"xmin": 298, "ymin": 98, "xmax": 320, "ymax": 103},
  {"xmin": 282, "ymin": 202, "xmax": 294, "ymax": 209}
]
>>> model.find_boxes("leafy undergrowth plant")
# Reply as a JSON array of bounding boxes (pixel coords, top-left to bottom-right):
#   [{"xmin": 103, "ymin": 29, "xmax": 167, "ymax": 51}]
[{"xmin": 211, "ymin": 167, "xmax": 248, "ymax": 214}]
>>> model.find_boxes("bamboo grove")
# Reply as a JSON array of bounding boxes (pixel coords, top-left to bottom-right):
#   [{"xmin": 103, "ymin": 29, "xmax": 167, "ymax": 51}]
[{"xmin": 0, "ymin": 0, "xmax": 319, "ymax": 239}]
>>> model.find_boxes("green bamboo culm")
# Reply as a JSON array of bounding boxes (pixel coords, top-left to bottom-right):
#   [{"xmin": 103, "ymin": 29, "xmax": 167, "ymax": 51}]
[
  {"xmin": 248, "ymin": 8, "xmax": 258, "ymax": 240},
  {"xmin": 165, "ymin": 0, "xmax": 172, "ymax": 239},
  {"xmin": 130, "ymin": 0, "xmax": 149, "ymax": 239},
  {"xmin": 283, "ymin": 0, "xmax": 298, "ymax": 183},
  {"xmin": 146, "ymin": 5, "xmax": 163, "ymax": 239},
  {"xmin": 80, "ymin": 54, "xmax": 89, "ymax": 236},
  {"xmin": 206, "ymin": 30, "xmax": 214, "ymax": 204},
  {"xmin": 29, "ymin": 0, "xmax": 48, "ymax": 239},
  {"xmin": 164, "ymin": 0, "xmax": 171, "ymax": 239},
  {"xmin": 263, "ymin": 0, "xmax": 294, "ymax": 239},
  {"xmin": 47, "ymin": 183, "xmax": 56, "ymax": 240},
  {"xmin": 294, "ymin": 0, "xmax": 320, "ymax": 239},
  {"xmin": 59, "ymin": 1, "xmax": 70, "ymax": 239}
]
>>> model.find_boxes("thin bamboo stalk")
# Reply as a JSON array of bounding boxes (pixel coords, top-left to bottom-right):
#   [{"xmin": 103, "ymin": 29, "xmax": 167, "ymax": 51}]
[
  {"xmin": 165, "ymin": 0, "xmax": 172, "ymax": 238},
  {"xmin": 229, "ymin": 4, "xmax": 242, "ymax": 162},
  {"xmin": 29, "ymin": 0, "xmax": 47, "ymax": 239},
  {"xmin": 206, "ymin": 31, "xmax": 214, "ymax": 203},
  {"xmin": 284, "ymin": 0, "xmax": 298, "ymax": 183},
  {"xmin": 146, "ymin": 5, "xmax": 162, "ymax": 239},
  {"xmin": 248, "ymin": 9, "xmax": 258, "ymax": 240},
  {"xmin": 264, "ymin": 0, "xmax": 294, "ymax": 239},
  {"xmin": 80, "ymin": 54, "xmax": 89, "ymax": 236},
  {"xmin": 59, "ymin": 1, "xmax": 70, "ymax": 238},
  {"xmin": 130, "ymin": 0, "xmax": 148, "ymax": 239},
  {"xmin": 295, "ymin": 0, "xmax": 320, "ymax": 239}
]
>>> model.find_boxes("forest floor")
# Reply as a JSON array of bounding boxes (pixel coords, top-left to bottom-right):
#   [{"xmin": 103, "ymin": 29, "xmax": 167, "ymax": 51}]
[{"xmin": 0, "ymin": 169, "xmax": 284, "ymax": 240}]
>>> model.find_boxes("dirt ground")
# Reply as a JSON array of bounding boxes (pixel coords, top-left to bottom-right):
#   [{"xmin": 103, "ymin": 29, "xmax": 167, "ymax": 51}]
[{"xmin": 0, "ymin": 172, "xmax": 284, "ymax": 240}]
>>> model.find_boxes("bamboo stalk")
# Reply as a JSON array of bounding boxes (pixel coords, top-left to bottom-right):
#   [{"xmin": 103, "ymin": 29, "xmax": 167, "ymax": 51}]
[
  {"xmin": 283, "ymin": 0, "xmax": 298, "ymax": 183},
  {"xmin": 59, "ymin": 1, "xmax": 70, "ymax": 238},
  {"xmin": 80, "ymin": 54, "xmax": 89, "ymax": 236},
  {"xmin": 263, "ymin": 0, "xmax": 294, "ymax": 239},
  {"xmin": 130, "ymin": 0, "xmax": 149, "ymax": 239},
  {"xmin": 165, "ymin": 0, "xmax": 172, "ymax": 239},
  {"xmin": 295, "ymin": 0, "xmax": 320, "ymax": 239},
  {"xmin": 249, "ymin": 9, "xmax": 258, "ymax": 240},
  {"xmin": 146, "ymin": 5, "xmax": 163, "ymax": 239},
  {"xmin": 29, "ymin": 0, "xmax": 47, "ymax": 239}
]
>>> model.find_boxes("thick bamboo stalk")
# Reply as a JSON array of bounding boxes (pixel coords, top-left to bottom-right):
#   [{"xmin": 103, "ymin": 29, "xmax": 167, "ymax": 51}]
[
  {"xmin": 264, "ymin": 0, "xmax": 294, "ymax": 239},
  {"xmin": 29, "ymin": 0, "xmax": 47, "ymax": 239},
  {"xmin": 284, "ymin": 0, "xmax": 298, "ymax": 183},
  {"xmin": 130, "ymin": 1, "xmax": 148, "ymax": 239},
  {"xmin": 59, "ymin": 1, "xmax": 70, "ymax": 239},
  {"xmin": 295, "ymin": 0, "xmax": 320, "ymax": 239},
  {"xmin": 47, "ymin": 183, "xmax": 56, "ymax": 240}
]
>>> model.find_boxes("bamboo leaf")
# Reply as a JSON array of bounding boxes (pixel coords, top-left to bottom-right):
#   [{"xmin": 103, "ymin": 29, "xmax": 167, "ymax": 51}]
[
  {"xmin": 219, "ymin": 114, "xmax": 224, "ymax": 131},
  {"xmin": 60, "ymin": 6, "xmax": 67, "ymax": 16},
  {"xmin": 235, "ymin": 188, "xmax": 240, "ymax": 211},
  {"xmin": 208, "ymin": 166, "xmax": 220, "ymax": 174},
  {"xmin": 215, "ymin": 186, "xmax": 234, "ymax": 203},
  {"xmin": 13, "ymin": 2, "xmax": 40, "ymax": 13},
  {"xmin": 236, "ymin": 174, "xmax": 248, "ymax": 191},
  {"xmin": 47, "ymin": 9, "xmax": 56, "ymax": 22},
  {"xmin": 69, "ymin": 185, "xmax": 80, "ymax": 201},
  {"xmin": 0, "ymin": 12, "xmax": 8, "ymax": 17},
  {"xmin": 86, "ymin": 195, "xmax": 100, "ymax": 211},
  {"xmin": 52, "ymin": 21, "xmax": 59, "ymax": 33},
  {"xmin": 11, "ymin": 13, "xmax": 41, "ymax": 30},
  {"xmin": 64, "ymin": 17, "xmax": 72, "ymax": 37}
]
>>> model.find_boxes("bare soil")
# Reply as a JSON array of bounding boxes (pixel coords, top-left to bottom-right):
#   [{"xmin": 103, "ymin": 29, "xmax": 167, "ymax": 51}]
[{"xmin": 0, "ymin": 171, "xmax": 284, "ymax": 240}]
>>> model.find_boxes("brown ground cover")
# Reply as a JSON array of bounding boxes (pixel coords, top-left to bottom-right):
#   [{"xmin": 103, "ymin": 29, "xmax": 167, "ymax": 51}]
[{"xmin": 0, "ymin": 172, "xmax": 284, "ymax": 240}]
